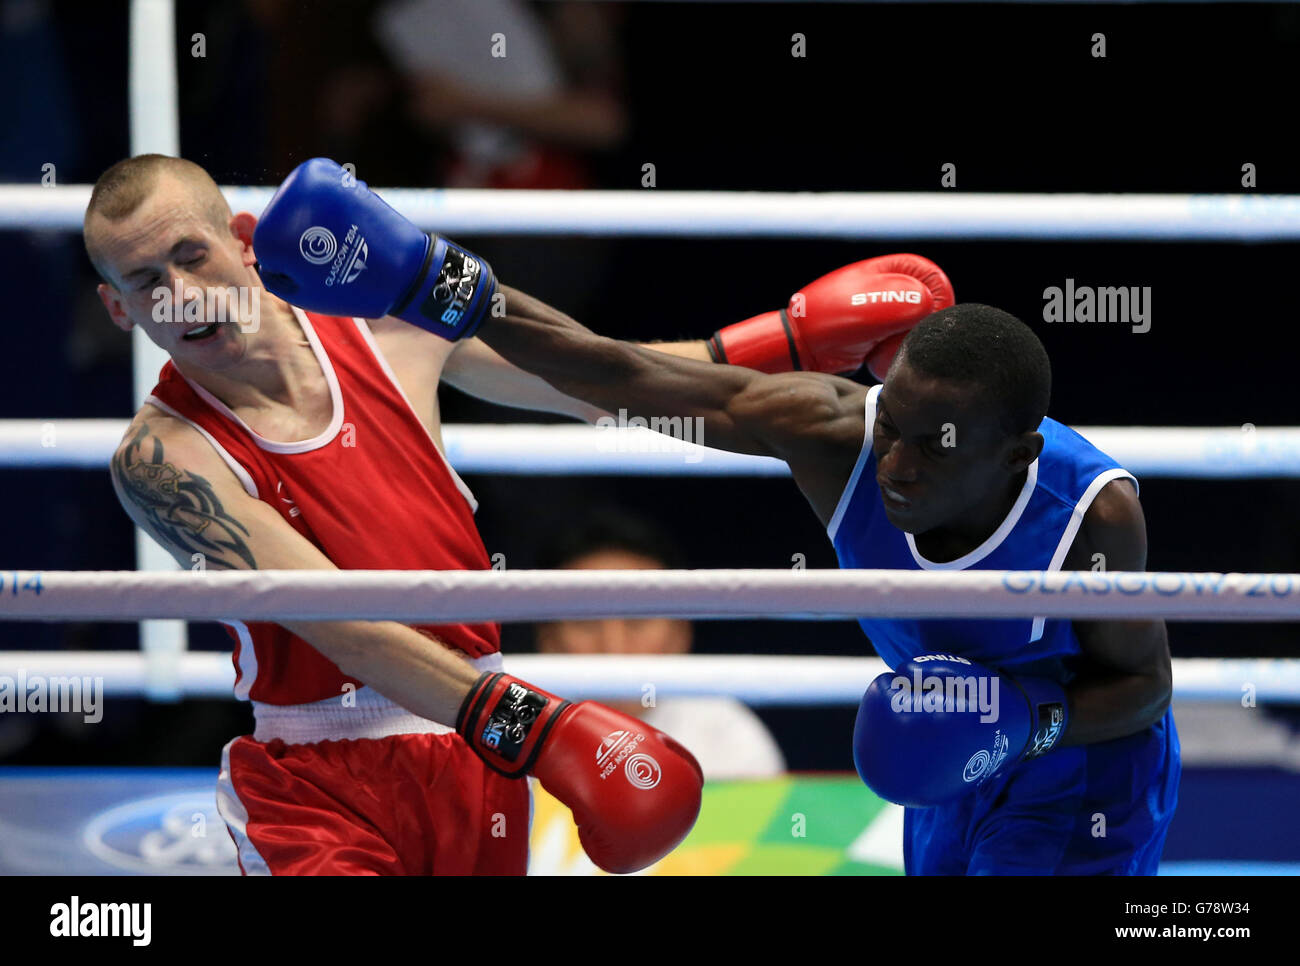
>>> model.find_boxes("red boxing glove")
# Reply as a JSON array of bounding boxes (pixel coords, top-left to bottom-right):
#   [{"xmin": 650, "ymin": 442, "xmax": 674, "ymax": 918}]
[
  {"xmin": 707, "ymin": 253, "xmax": 955, "ymax": 380},
  {"xmin": 457, "ymin": 672, "xmax": 703, "ymax": 874}
]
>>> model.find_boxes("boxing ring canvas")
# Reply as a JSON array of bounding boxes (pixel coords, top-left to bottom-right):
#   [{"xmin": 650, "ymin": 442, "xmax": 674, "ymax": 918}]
[{"xmin": 1, "ymin": 767, "xmax": 1295, "ymax": 876}]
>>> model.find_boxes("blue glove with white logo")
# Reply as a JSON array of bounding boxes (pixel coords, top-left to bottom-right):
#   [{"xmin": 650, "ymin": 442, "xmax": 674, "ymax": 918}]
[
  {"xmin": 852, "ymin": 655, "xmax": 1068, "ymax": 807},
  {"xmin": 253, "ymin": 157, "xmax": 496, "ymax": 340}
]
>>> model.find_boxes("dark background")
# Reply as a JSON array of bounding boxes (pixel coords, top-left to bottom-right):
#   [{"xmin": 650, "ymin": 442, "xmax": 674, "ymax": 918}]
[{"xmin": 2, "ymin": 0, "xmax": 1298, "ymax": 769}]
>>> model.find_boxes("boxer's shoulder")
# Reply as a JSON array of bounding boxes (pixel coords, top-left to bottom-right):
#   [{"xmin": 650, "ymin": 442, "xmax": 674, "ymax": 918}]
[
  {"xmin": 1062, "ymin": 477, "xmax": 1146, "ymax": 570},
  {"xmin": 113, "ymin": 404, "xmax": 237, "ymax": 481},
  {"xmin": 121, "ymin": 402, "xmax": 190, "ymax": 448}
]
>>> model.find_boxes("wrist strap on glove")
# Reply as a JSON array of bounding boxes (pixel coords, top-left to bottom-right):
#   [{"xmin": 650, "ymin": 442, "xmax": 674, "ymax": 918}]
[
  {"xmin": 456, "ymin": 672, "xmax": 570, "ymax": 777},
  {"xmin": 706, "ymin": 309, "xmax": 803, "ymax": 372},
  {"xmin": 393, "ymin": 235, "xmax": 498, "ymax": 341},
  {"xmin": 1012, "ymin": 676, "xmax": 1069, "ymax": 761}
]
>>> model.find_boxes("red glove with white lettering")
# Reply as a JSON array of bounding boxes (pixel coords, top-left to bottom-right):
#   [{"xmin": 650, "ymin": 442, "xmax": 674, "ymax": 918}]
[
  {"xmin": 457, "ymin": 672, "xmax": 703, "ymax": 874},
  {"xmin": 706, "ymin": 254, "xmax": 955, "ymax": 380}
]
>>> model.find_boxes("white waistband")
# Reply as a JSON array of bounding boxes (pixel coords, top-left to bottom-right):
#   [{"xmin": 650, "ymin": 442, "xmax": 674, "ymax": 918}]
[{"xmin": 251, "ymin": 653, "xmax": 504, "ymax": 745}]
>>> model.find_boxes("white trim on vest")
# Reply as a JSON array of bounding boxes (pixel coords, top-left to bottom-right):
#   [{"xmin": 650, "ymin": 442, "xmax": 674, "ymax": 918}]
[
  {"xmin": 143, "ymin": 395, "xmax": 260, "ymax": 499},
  {"xmin": 1029, "ymin": 467, "xmax": 1139, "ymax": 643},
  {"xmin": 906, "ymin": 460, "xmax": 1040, "ymax": 571},
  {"xmin": 827, "ymin": 384, "xmax": 880, "ymax": 543},
  {"xmin": 179, "ymin": 306, "xmax": 345, "ymax": 454}
]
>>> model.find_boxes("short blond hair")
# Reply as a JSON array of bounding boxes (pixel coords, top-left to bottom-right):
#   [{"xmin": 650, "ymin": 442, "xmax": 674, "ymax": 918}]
[{"xmin": 83, "ymin": 154, "xmax": 231, "ymax": 283}]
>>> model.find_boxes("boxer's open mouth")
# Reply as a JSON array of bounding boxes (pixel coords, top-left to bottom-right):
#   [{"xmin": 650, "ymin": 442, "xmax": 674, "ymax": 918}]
[{"xmin": 182, "ymin": 322, "xmax": 220, "ymax": 341}]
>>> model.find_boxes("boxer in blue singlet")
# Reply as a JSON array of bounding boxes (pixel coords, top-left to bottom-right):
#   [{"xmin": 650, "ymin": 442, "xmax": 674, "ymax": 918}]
[
  {"xmin": 829, "ymin": 351, "xmax": 1180, "ymax": 874},
  {"xmin": 474, "ymin": 299, "xmax": 1181, "ymax": 875}
]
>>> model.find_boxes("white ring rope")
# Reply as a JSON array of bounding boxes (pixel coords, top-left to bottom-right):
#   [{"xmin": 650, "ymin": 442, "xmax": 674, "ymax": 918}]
[
  {"xmin": 5, "ymin": 569, "xmax": 1300, "ymax": 622},
  {"xmin": 3, "ymin": 421, "xmax": 1299, "ymax": 478},
  {"xmin": 5, "ymin": 185, "xmax": 1300, "ymax": 239},
  {"xmin": 0, "ymin": 652, "xmax": 1293, "ymax": 704}
]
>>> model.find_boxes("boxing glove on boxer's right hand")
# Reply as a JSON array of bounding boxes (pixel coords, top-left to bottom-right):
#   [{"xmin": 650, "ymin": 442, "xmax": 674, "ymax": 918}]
[
  {"xmin": 457, "ymin": 672, "xmax": 703, "ymax": 875},
  {"xmin": 707, "ymin": 253, "xmax": 955, "ymax": 379},
  {"xmin": 253, "ymin": 157, "xmax": 496, "ymax": 340}
]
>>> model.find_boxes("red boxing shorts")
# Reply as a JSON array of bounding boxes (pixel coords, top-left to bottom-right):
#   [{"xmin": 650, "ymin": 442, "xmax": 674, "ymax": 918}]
[{"xmin": 215, "ymin": 684, "xmax": 531, "ymax": 875}]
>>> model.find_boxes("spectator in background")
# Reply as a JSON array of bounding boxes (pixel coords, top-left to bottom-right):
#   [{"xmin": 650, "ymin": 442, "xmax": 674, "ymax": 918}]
[
  {"xmin": 536, "ymin": 510, "xmax": 785, "ymax": 780},
  {"xmin": 369, "ymin": 0, "xmax": 628, "ymax": 324},
  {"xmin": 372, "ymin": 0, "xmax": 627, "ymax": 189},
  {"xmin": 257, "ymin": 0, "xmax": 628, "ymax": 332}
]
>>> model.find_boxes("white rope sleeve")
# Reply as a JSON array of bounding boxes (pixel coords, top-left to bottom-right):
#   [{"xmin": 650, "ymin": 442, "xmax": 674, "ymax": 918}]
[
  {"xmin": 4, "ymin": 421, "xmax": 1300, "ymax": 478},
  {"xmin": 6, "ymin": 184, "xmax": 1300, "ymax": 239},
  {"xmin": 0, "ymin": 652, "xmax": 1293, "ymax": 704},
  {"xmin": 2, "ymin": 569, "xmax": 1300, "ymax": 622}
]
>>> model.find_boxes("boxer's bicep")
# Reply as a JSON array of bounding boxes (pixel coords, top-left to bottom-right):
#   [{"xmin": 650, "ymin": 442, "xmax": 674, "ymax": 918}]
[
  {"xmin": 1067, "ymin": 481, "xmax": 1170, "ymax": 679},
  {"xmin": 110, "ymin": 418, "xmax": 339, "ymax": 574},
  {"xmin": 727, "ymin": 374, "xmax": 870, "ymax": 524},
  {"xmin": 1057, "ymin": 482, "xmax": 1173, "ymax": 739}
]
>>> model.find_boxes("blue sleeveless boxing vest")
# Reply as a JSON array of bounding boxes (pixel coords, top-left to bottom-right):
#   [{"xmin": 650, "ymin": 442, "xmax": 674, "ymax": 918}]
[{"xmin": 829, "ymin": 384, "xmax": 1137, "ymax": 677}]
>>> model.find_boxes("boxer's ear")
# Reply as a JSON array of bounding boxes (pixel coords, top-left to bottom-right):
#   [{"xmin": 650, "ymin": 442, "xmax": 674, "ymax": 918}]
[
  {"xmin": 1005, "ymin": 431, "xmax": 1044, "ymax": 472},
  {"xmin": 230, "ymin": 212, "xmax": 258, "ymax": 264},
  {"xmin": 97, "ymin": 283, "xmax": 134, "ymax": 333}
]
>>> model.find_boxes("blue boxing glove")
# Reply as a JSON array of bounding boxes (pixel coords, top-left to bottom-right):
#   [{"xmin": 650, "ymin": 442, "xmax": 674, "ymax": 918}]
[
  {"xmin": 853, "ymin": 654, "xmax": 1068, "ymax": 807},
  {"xmin": 253, "ymin": 158, "xmax": 496, "ymax": 340}
]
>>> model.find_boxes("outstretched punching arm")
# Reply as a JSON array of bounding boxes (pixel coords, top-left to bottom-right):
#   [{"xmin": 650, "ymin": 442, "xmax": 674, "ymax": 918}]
[{"xmin": 479, "ymin": 285, "xmax": 869, "ymax": 522}]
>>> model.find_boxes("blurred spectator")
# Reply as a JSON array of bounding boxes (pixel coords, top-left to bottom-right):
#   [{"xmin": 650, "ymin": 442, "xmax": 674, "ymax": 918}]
[
  {"xmin": 536, "ymin": 509, "xmax": 785, "ymax": 780},
  {"xmin": 369, "ymin": 0, "xmax": 629, "ymax": 323},
  {"xmin": 373, "ymin": 0, "xmax": 626, "ymax": 189},
  {"xmin": 253, "ymin": 0, "xmax": 628, "ymax": 325}
]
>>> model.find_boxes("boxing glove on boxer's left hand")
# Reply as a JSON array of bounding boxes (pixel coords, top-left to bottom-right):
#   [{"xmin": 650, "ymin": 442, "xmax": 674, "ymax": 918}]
[
  {"xmin": 853, "ymin": 655, "xmax": 1068, "ymax": 807},
  {"xmin": 253, "ymin": 157, "xmax": 496, "ymax": 340},
  {"xmin": 457, "ymin": 672, "xmax": 703, "ymax": 874}
]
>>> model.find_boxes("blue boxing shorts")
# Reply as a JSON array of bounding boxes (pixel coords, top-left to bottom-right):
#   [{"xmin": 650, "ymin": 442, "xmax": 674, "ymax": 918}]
[{"xmin": 903, "ymin": 708, "xmax": 1181, "ymax": 875}]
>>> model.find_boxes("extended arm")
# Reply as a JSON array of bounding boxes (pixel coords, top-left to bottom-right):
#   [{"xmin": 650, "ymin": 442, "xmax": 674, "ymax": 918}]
[
  {"xmin": 440, "ymin": 328, "xmax": 710, "ymax": 421},
  {"xmin": 477, "ymin": 286, "xmax": 869, "ymax": 518},
  {"xmin": 443, "ymin": 251, "xmax": 953, "ymax": 416},
  {"xmin": 485, "ymin": 285, "xmax": 862, "ymax": 441}
]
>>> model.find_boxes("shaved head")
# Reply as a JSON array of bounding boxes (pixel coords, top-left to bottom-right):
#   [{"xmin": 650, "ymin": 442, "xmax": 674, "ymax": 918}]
[{"xmin": 83, "ymin": 155, "xmax": 232, "ymax": 285}]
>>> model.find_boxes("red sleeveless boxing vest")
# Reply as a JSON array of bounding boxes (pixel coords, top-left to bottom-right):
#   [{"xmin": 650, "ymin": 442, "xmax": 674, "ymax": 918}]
[{"xmin": 146, "ymin": 307, "xmax": 499, "ymax": 705}]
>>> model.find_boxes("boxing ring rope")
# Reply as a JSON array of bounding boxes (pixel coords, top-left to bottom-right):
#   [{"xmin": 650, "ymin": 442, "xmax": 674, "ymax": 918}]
[
  {"xmin": 3, "ymin": 569, "xmax": 1299, "ymax": 702},
  {"xmin": 5, "ymin": 421, "xmax": 1300, "ymax": 478},
  {"xmin": 5, "ymin": 184, "xmax": 1300, "ymax": 240},
  {"xmin": 6, "ymin": 568, "xmax": 1300, "ymax": 623},
  {"xmin": 2, "ymin": 569, "xmax": 1299, "ymax": 702},
  {"xmin": 0, "ymin": 652, "xmax": 1292, "ymax": 705}
]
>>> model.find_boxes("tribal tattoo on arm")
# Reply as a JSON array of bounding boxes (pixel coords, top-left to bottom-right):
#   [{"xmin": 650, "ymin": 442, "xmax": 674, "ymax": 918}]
[{"xmin": 111, "ymin": 423, "xmax": 257, "ymax": 570}]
